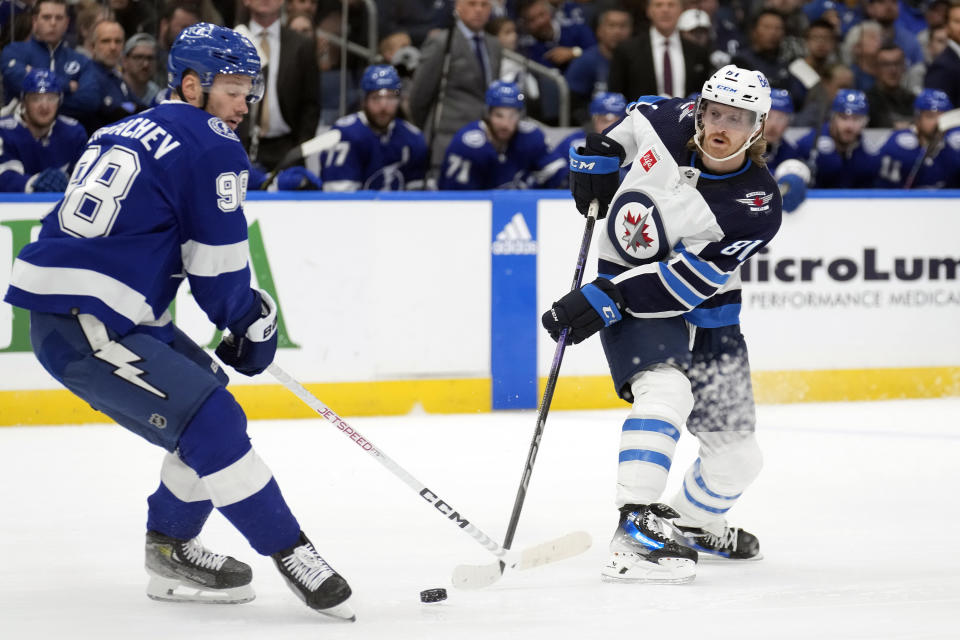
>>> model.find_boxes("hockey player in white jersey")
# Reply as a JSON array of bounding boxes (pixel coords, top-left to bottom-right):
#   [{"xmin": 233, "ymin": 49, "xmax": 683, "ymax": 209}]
[
  {"xmin": 4, "ymin": 24, "xmax": 354, "ymax": 621},
  {"xmin": 542, "ymin": 65, "xmax": 782, "ymax": 583}
]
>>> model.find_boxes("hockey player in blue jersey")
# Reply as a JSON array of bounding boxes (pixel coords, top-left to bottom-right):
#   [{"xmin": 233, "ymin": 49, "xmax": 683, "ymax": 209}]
[
  {"xmin": 549, "ymin": 91, "xmax": 628, "ymax": 188},
  {"xmin": 762, "ymin": 88, "xmax": 800, "ymax": 175},
  {"xmin": 0, "ymin": 69, "xmax": 87, "ymax": 192},
  {"xmin": 543, "ymin": 65, "xmax": 782, "ymax": 583},
  {"xmin": 795, "ymin": 89, "xmax": 881, "ymax": 188},
  {"xmin": 320, "ymin": 64, "xmax": 428, "ymax": 191},
  {"xmin": 875, "ymin": 89, "xmax": 960, "ymax": 189},
  {"xmin": 3, "ymin": 24, "xmax": 355, "ymax": 621},
  {"xmin": 438, "ymin": 80, "xmax": 566, "ymax": 189}
]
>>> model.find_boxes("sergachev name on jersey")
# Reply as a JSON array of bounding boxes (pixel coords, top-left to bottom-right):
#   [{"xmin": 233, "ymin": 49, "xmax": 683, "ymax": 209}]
[
  {"xmin": 742, "ymin": 247, "xmax": 960, "ymax": 283},
  {"xmin": 89, "ymin": 116, "xmax": 182, "ymax": 160},
  {"xmin": 491, "ymin": 212, "xmax": 537, "ymax": 255}
]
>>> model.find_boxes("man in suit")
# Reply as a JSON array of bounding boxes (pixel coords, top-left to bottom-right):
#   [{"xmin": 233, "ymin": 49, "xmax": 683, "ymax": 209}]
[
  {"xmin": 925, "ymin": 0, "xmax": 960, "ymax": 108},
  {"xmin": 607, "ymin": 0, "xmax": 711, "ymax": 102},
  {"xmin": 409, "ymin": 0, "xmax": 503, "ymax": 169},
  {"xmin": 240, "ymin": 0, "xmax": 320, "ymax": 171}
]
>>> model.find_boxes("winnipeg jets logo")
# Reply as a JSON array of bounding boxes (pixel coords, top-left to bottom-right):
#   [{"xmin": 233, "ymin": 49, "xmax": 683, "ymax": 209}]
[
  {"xmin": 621, "ymin": 207, "xmax": 655, "ymax": 253},
  {"xmin": 93, "ymin": 342, "xmax": 167, "ymax": 399},
  {"xmin": 678, "ymin": 101, "xmax": 695, "ymax": 122},
  {"xmin": 735, "ymin": 191, "xmax": 774, "ymax": 213}
]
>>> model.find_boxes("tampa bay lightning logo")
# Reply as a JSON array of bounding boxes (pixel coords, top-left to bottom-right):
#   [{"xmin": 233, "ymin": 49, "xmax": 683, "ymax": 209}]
[
  {"xmin": 208, "ymin": 117, "xmax": 239, "ymax": 141},
  {"xmin": 607, "ymin": 190, "xmax": 668, "ymax": 266}
]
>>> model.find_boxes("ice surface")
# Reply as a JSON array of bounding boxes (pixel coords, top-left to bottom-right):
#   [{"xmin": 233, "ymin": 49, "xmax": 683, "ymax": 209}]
[{"xmin": 1, "ymin": 399, "xmax": 958, "ymax": 639}]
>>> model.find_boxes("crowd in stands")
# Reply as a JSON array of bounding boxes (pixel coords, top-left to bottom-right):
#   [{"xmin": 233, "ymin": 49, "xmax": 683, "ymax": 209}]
[{"xmin": 1, "ymin": 0, "xmax": 959, "ymax": 194}]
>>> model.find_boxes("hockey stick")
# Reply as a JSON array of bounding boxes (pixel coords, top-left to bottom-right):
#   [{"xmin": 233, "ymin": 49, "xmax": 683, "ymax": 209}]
[
  {"xmin": 452, "ymin": 200, "xmax": 601, "ymax": 589},
  {"xmin": 904, "ymin": 108, "xmax": 960, "ymax": 189},
  {"xmin": 266, "ymin": 362, "xmax": 591, "ymax": 587},
  {"xmin": 259, "ymin": 129, "xmax": 342, "ymax": 189},
  {"xmin": 426, "ymin": 7, "xmax": 456, "ymax": 174}
]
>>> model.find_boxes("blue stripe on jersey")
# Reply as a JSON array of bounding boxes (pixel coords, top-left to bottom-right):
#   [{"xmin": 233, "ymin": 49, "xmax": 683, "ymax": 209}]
[
  {"xmin": 619, "ymin": 449, "xmax": 672, "ymax": 470},
  {"xmin": 658, "ymin": 263, "xmax": 704, "ymax": 307},
  {"xmin": 693, "ymin": 459, "xmax": 742, "ymax": 499},
  {"xmin": 675, "ymin": 243, "xmax": 729, "ymax": 285},
  {"xmin": 622, "ymin": 418, "xmax": 681, "ymax": 441},
  {"xmin": 691, "ymin": 154, "xmax": 753, "ymax": 180},
  {"xmin": 683, "ymin": 303, "xmax": 742, "ymax": 328},
  {"xmin": 682, "ymin": 481, "xmax": 731, "ymax": 514},
  {"xmin": 671, "ymin": 261, "xmax": 719, "ymax": 298}
]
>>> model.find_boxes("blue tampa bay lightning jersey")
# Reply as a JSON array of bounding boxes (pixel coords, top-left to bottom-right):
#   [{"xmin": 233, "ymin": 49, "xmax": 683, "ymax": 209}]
[
  {"xmin": 794, "ymin": 126, "xmax": 881, "ymax": 188},
  {"xmin": 321, "ymin": 112, "xmax": 428, "ymax": 191},
  {"xmin": 5, "ymin": 102, "xmax": 259, "ymax": 343},
  {"xmin": 599, "ymin": 97, "xmax": 783, "ymax": 328},
  {"xmin": 439, "ymin": 119, "xmax": 565, "ymax": 190},
  {"xmin": 874, "ymin": 127, "xmax": 960, "ymax": 188},
  {"xmin": 0, "ymin": 113, "xmax": 87, "ymax": 191}
]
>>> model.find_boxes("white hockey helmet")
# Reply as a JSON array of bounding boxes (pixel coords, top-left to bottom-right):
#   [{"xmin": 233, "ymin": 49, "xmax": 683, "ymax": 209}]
[{"xmin": 695, "ymin": 65, "xmax": 772, "ymax": 162}]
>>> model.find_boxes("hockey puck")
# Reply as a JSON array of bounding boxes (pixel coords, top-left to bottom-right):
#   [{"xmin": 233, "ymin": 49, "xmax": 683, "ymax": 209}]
[{"xmin": 420, "ymin": 588, "xmax": 447, "ymax": 603}]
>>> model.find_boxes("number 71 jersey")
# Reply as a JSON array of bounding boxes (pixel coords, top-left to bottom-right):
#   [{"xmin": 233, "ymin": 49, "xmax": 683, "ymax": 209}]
[{"xmin": 5, "ymin": 102, "xmax": 257, "ymax": 342}]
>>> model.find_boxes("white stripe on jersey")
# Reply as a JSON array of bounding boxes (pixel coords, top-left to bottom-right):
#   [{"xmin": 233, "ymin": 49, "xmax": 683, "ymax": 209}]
[
  {"xmin": 201, "ymin": 448, "xmax": 274, "ymax": 507},
  {"xmin": 10, "ymin": 259, "xmax": 158, "ymax": 325},
  {"xmin": 180, "ymin": 239, "xmax": 249, "ymax": 278}
]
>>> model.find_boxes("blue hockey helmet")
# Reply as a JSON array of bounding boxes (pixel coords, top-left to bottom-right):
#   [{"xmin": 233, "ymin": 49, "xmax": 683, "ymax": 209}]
[
  {"xmin": 167, "ymin": 23, "xmax": 264, "ymax": 103},
  {"xmin": 485, "ymin": 80, "xmax": 524, "ymax": 110},
  {"xmin": 914, "ymin": 88, "xmax": 953, "ymax": 113},
  {"xmin": 831, "ymin": 89, "xmax": 868, "ymax": 116},
  {"xmin": 361, "ymin": 64, "xmax": 401, "ymax": 94},
  {"xmin": 21, "ymin": 68, "xmax": 62, "ymax": 97},
  {"xmin": 769, "ymin": 88, "xmax": 793, "ymax": 114},
  {"xmin": 589, "ymin": 92, "xmax": 626, "ymax": 116}
]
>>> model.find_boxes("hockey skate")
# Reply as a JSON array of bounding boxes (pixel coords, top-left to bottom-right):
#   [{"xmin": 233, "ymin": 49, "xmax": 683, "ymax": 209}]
[
  {"xmin": 271, "ymin": 532, "xmax": 355, "ymax": 622},
  {"xmin": 601, "ymin": 503, "xmax": 698, "ymax": 584},
  {"xmin": 674, "ymin": 522, "xmax": 762, "ymax": 560},
  {"xmin": 145, "ymin": 530, "xmax": 255, "ymax": 604}
]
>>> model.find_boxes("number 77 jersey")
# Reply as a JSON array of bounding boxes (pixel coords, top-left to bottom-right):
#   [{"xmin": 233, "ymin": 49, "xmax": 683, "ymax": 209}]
[{"xmin": 5, "ymin": 102, "xmax": 258, "ymax": 343}]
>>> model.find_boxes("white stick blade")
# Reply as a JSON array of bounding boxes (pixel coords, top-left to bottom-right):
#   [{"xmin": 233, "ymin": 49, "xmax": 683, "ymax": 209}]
[
  {"xmin": 451, "ymin": 530, "xmax": 592, "ymax": 590},
  {"xmin": 300, "ymin": 129, "xmax": 342, "ymax": 158},
  {"xmin": 938, "ymin": 108, "xmax": 960, "ymax": 132}
]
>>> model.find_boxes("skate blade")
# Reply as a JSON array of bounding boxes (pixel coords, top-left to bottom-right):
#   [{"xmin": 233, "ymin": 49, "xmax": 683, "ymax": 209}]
[
  {"xmin": 696, "ymin": 551, "xmax": 764, "ymax": 563},
  {"xmin": 600, "ymin": 555, "xmax": 696, "ymax": 584},
  {"xmin": 146, "ymin": 574, "xmax": 255, "ymax": 604},
  {"xmin": 316, "ymin": 599, "xmax": 356, "ymax": 623}
]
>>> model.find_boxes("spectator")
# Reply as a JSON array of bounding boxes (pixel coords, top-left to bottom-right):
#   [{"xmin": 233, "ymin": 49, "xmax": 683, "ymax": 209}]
[
  {"xmin": 438, "ymin": 80, "xmax": 565, "ymax": 189},
  {"xmin": 549, "ymin": 90, "xmax": 627, "ymax": 188},
  {"xmin": 286, "ymin": 10, "xmax": 314, "ymax": 37},
  {"xmin": 924, "ymin": 0, "xmax": 960, "ymax": 107},
  {"xmin": 487, "ymin": 17, "xmax": 540, "ymax": 108},
  {"xmin": 238, "ymin": 0, "xmax": 320, "ymax": 171},
  {"xmin": 866, "ymin": 44, "xmax": 915, "ymax": 128},
  {"xmin": 608, "ymin": 0, "xmax": 711, "ymax": 101},
  {"xmin": 787, "ymin": 18, "xmax": 839, "ymax": 111},
  {"xmin": 74, "ymin": 2, "xmax": 115, "ymax": 59},
  {"xmin": 409, "ymin": 0, "xmax": 503, "ymax": 169},
  {"xmin": 763, "ymin": 88, "xmax": 800, "ymax": 174},
  {"xmin": 565, "ymin": 7, "xmax": 631, "ymax": 124},
  {"xmin": 287, "ymin": 0, "xmax": 318, "ymax": 20},
  {"xmin": 841, "ymin": 19, "xmax": 884, "ymax": 92},
  {"xmin": 677, "ymin": 8, "xmax": 712, "ymax": 51},
  {"xmin": 0, "ymin": 0, "xmax": 31, "ymax": 45},
  {"xmin": 0, "ymin": 0, "xmax": 100, "ymax": 120},
  {"xmin": 863, "ymin": 0, "xmax": 924, "ymax": 65},
  {"xmin": 694, "ymin": 0, "xmax": 747, "ymax": 63},
  {"xmin": 377, "ymin": 0, "xmax": 445, "ymax": 48},
  {"xmin": 517, "ymin": 0, "xmax": 596, "ymax": 71},
  {"xmin": 804, "ymin": 0, "xmax": 864, "ymax": 36},
  {"xmin": 319, "ymin": 64, "xmax": 428, "ymax": 191},
  {"xmin": 82, "ymin": 19, "xmax": 142, "ymax": 134},
  {"xmin": 154, "ymin": 1, "xmax": 202, "ymax": 88},
  {"xmin": 763, "ymin": 0, "xmax": 809, "ymax": 61},
  {"xmin": 795, "ymin": 88, "xmax": 880, "ymax": 187},
  {"xmin": 911, "ymin": 25, "xmax": 951, "ymax": 93},
  {"xmin": 918, "ymin": 0, "xmax": 951, "ymax": 53},
  {"xmin": 875, "ymin": 88, "xmax": 960, "ymax": 188},
  {"xmin": 0, "ymin": 69, "xmax": 87, "ymax": 193},
  {"xmin": 108, "ymin": 0, "xmax": 157, "ymax": 38},
  {"xmin": 732, "ymin": 9, "xmax": 791, "ymax": 89},
  {"xmin": 122, "ymin": 33, "xmax": 160, "ymax": 105},
  {"xmin": 794, "ymin": 61, "xmax": 855, "ymax": 126}
]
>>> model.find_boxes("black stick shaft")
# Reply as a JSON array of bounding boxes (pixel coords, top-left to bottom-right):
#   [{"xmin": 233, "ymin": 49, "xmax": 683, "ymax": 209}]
[{"xmin": 501, "ymin": 200, "xmax": 599, "ymax": 553}]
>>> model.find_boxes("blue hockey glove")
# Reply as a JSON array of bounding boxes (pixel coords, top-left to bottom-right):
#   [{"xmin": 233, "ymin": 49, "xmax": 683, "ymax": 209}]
[
  {"xmin": 215, "ymin": 289, "xmax": 278, "ymax": 376},
  {"xmin": 27, "ymin": 167, "xmax": 68, "ymax": 193},
  {"xmin": 275, "ymin": 166, "xmax": 323, "ymax": 191},
  {"xmin": 777, "ymin": 173, "xmax": 806, "ymax": 213},
  {"xmin": 542, "ymin": 277, "xmax": 625, "ymax": 344},
  {"xmin": 569, "ymin": 133, "xmax": 625, "ymax": 219}
]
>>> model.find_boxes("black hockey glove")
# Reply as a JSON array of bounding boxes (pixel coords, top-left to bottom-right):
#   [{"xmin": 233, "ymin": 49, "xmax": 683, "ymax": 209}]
[
  {"xmin": 215, "ymin": 289, "xmax": 279, "ymax": 376},
  {"xmin": 568, "ymin": 133, "xmax": 626, "ymax": 219},
  {"xmin": 541, "ymin": 277, "xmax": 625, "ymax": 344}
]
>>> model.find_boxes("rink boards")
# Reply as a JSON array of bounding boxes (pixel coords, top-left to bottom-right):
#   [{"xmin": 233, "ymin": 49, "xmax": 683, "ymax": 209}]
[{"xmin": 1, "ymin": 190, "xmax": 958, "ymax": 425}]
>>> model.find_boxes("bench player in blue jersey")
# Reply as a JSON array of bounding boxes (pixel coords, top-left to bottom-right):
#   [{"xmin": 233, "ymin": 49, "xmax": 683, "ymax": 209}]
[
  {"xmin": 548, "ymin": 91, "xmax": 628, "ymax": 188},
  {"xmin": 320, "ymin": 64, "xmax": 428, "ymax": 191},
  {"xmin": 543, "ymin": 65, "xmax": 783, "ymax": 583},
  {"xmin": 0, "ymin": 68, "xmax": 87, "ymax": 192},
  {"xmin": 438, "ymin": 80, "xmax": 566, "ymax": 189},
  {"xmin": 3, "ymin": 23, "xmax": 354, "ymax": 621}
]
